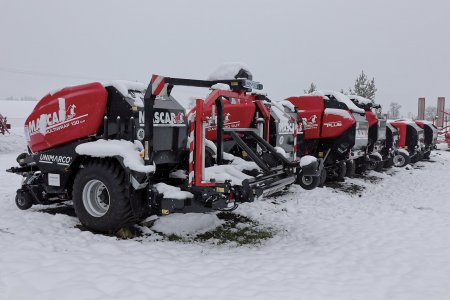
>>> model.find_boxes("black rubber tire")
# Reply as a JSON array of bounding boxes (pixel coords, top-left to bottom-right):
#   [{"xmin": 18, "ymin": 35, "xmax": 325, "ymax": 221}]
[
  {"xmin": 374, "ymin": 160, "xmax": 384, "ymax": 172},
  {"xmin": 72, "ymin": 160, "xmax": 134, "ymax": 233},
  {"xmin": 355, "ymin": 159, "xmax": 367, "ymax": 175},
  {"xmin": 15, "ymin": 191, "xmax": 33, "ymax": 210},
  {"xmin": 367, "ymin": 157, "xmax": 378, "ymax": 171},
  {"xmin": 393, "ymin": 152, "xmax": 410, "ymax": 167},
  {"xmin": 417, "ymin": 151, "xmax": 423, "ymax": 161},
  {"xmin": 16, "ymin": 153, "xmax": 28, "ymax": 167},
  {"xmin": 297, "ymin": 171, "xmax": 320, "ymax": 190},
  {"xmin": 337, "ymin": 161, "xmax": 347, "ymax": 182},
  {"xmin": 345, "ymin": 160, "xmax": 356, "ymax": 178},
  {"xmin": 319, "ymin": 168, "xmax": 327, "ymax": 186},
  {"xmin": 383, "ymin": 157, "xmax": 394, "ymax": 168}
]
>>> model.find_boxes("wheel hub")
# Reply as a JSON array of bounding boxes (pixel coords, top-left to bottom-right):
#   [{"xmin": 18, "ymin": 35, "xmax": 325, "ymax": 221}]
[
  {"xmin": 82, "ymin": 179, "xmax": 110, "ymax": 217},
  {"xmin": 17, "ymin": 197, "xmax": 25, "ymax": 206},
  {"xmin": 393, "ymin": 155, "xmax": 405, "ymax": 167},
  {"xmin": 301, "ymin": 175, "xmax": 313, "ymax": 185}
]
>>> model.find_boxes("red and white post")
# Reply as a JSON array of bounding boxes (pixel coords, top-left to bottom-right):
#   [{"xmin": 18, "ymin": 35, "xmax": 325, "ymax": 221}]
[{"xmin": 187, "ymin": 113, "xmax": 196, "ymax": 187}]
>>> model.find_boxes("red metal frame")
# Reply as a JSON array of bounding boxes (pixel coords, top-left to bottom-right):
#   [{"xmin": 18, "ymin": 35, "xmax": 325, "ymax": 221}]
[
  {"xmin": 194, "ymin": 98, "xmax": 215, "ymax": 187},
  {"xmin": 192, "ymin": 89, "xmax": 268, "ymax": 187}
]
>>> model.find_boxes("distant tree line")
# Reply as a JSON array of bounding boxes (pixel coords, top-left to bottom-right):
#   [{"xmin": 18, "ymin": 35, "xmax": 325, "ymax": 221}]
[
  {"xmin": 305, "ymin": 70, "xmax": 377, "ymax": 101},
  {"xmin": 2, "ymin": 96, "xmax": 37, "ymax": 101}
]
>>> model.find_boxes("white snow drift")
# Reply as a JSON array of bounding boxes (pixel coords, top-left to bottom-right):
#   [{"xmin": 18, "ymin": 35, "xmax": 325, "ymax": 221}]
[
  {"xmin": 151, "ymin": 213, "xmax": 223, "ymax": 236},
  {"xmin": 154, "ymin": 182, "xmax": 193, "ymax": 200}
]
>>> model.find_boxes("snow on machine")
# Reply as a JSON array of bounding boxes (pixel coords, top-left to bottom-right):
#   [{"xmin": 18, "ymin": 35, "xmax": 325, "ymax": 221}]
[
  {"xmin": 348, "ymin": 95, "xmax": 390, "ymax": 172},
  {"xmin": 389, "ymin": 120, "xmax": 425, "ymax": 166},
  {"xmin": 286, "ymin": 90, "xmax": 369, "ymax": 183},
  {"xmin": 414, "ymin": 120, "xmax": 438, "ymax": 159},
  {"xmin": 269, "ymin": 100, "xmax": 323, "ymax": 189},
  {"xmin": 382, "ymin": 122, "xmax": 401, "ymax": 168},
  {"xmin": 7, "ymin": 75, "xmax": 299, "ymax": 233}
]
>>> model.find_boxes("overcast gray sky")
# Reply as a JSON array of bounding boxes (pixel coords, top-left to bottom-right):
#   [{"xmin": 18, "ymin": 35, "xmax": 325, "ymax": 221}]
[{"xmin": 1, "ymin": 0, "xmax": 449, "ymax": 115}]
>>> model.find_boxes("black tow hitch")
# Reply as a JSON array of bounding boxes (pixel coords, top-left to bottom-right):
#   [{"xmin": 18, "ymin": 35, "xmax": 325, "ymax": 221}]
[{"xmin": 149, "ymin": 183, "xmax": 235, "ymax": 215}]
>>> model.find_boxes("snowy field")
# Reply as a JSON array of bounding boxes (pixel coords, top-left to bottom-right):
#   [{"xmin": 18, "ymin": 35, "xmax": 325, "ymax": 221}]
[
  {"xmin": 0, "ymin": 100, "xmax": 37, "ymax": 127},
  {"xmin": 1, "ymin": 127, "xmax": 450, "ymax": 299}
]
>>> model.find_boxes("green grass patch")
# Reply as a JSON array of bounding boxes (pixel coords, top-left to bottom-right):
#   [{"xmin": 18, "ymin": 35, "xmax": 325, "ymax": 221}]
[{"xmin": 164, "ymin": 212, "xmax": 274, "ymax": 246}]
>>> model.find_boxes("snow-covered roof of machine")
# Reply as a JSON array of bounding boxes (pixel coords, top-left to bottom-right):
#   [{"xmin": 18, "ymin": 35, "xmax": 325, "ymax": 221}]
[
  {"xmin": 207, "ymin": 62, "xmax": 252, "ymax": 81},
  {"xmin": 270, "ymin": 101, "xmax": 294, "ymax": 121},
  {"xmin": 348, "ymin": 95, "xmax": 373, "ymax": 105},
  {"xmin": 324, "ymin": 108, "xmax": 354, "ymax": 120},
  {"xmin": 391, "ymin": 119, "xmax": 416, "ymax": 125},
  {"xmin": 104, "ymin": 80, "xmax": 147, "ymax": 107},
  {"xmin": 273, "ymin": 100, "xmax": 296, "ymax": 113},
  {"xmin": 415, "ymin": 120, "xmax": 435, "ymax": 125},
  {"xmin": 390, "ymin": 119, "xmax": 424, "ymax": 130},
  {"xmin": 311, "ymin": 90, "xmax": 365, "ymax": 114}
]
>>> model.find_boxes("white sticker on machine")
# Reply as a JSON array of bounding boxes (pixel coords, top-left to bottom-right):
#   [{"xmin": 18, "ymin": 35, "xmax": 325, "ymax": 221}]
[{"xmin": 48, "ymin": 173, "xmax": 61, "ymax": 187}]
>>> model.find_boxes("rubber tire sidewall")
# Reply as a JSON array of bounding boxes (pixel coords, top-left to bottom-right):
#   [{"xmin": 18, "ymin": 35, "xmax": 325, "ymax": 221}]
[
  {"xmin": 297, "ymin": 171, "xmax": 320, "ymax": 190},
  {"xmin": 394, "ymin": 152, "xmax": 410, "ymax": 167},
  {"xmin": 355, "ymin": 159, "xmax": 367, "ymax": 175},
  {"xmin": 15, "ymin": 192, "xmax": 33, "ymax": 210},
  {"xmin": 374, "ymin": 160, "xmax": 384, "ymax": 172},
  {"xmin": 383, "ymin": 157, "xmax": 394, "ymax": 168},
  {"xmin": 73, "ymin": 161, "xmax": 133, "ymax": 233}
]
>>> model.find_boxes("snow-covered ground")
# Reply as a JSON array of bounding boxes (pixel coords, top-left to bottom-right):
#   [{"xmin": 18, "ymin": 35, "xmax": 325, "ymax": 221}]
[{"xmin": 1, "ymin": 128, "xmax": 450, "ymax": 300}]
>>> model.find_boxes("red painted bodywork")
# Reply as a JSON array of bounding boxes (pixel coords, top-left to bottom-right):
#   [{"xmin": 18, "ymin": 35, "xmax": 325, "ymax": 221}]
[
  {"xmin": 188, "ymin": 91, "xmax": 270, "ymax": 142},
  {"xmin": 203, "ymin": 97, "xmax": 257, "ymax": 140},
  {"xmin": 365, "ymin": 111, "xmax": 378, "ymax": 128},
  {"xmin": 321, "ymin": 111, "xmax": 354, "ymax": 138},
  {"xmin": 415, "ymin": 120, "xmax": 439, "ymax": 146},
  {"xmin": 25, "ymin": 82, "xmax": 108, "ymax": 152},
  {"xmin": 414, "ymin": 121, "xmax": 425, "ymax": 129},
  {"xmin": 389, "ymin": 121, "xmax": 408, "ymax": 147},
  {"xmin": 286, "ymin": 95, "xmax": 355, "ymax": 140}
]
